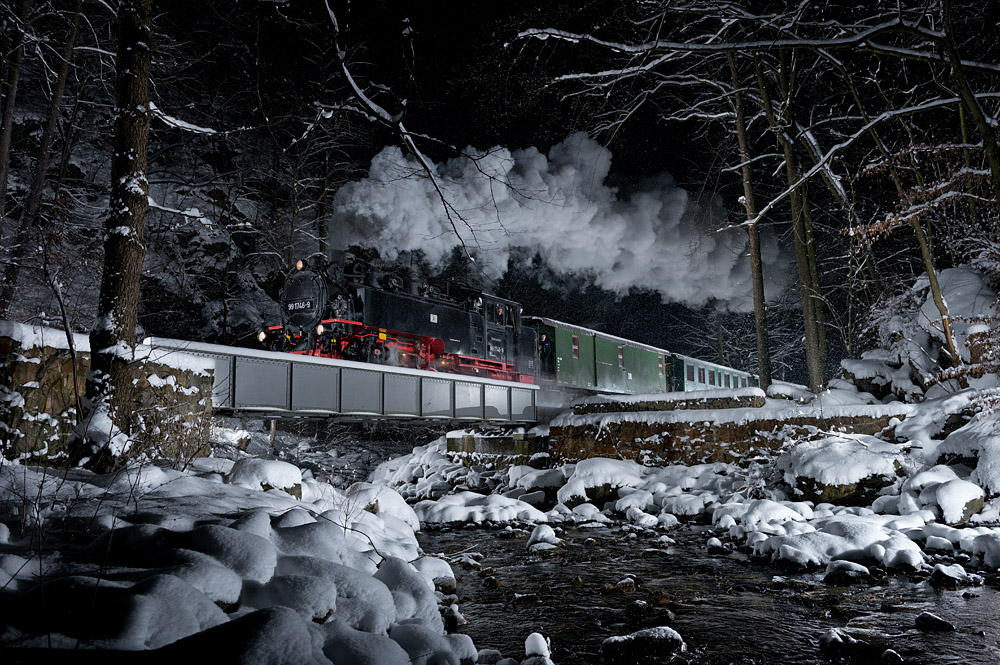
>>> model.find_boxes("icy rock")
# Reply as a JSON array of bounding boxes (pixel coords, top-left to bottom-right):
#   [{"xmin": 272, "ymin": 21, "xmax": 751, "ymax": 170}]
[
  {"xmin": 972, "ymin": 532, "xmax": 1000, "ymax": 568},
  {"xmin": 657, "ymin": 512, "xmax": 679, "ymax": 529},
  {"xmin": 416, "ymin": 492, "xmax": 547, "ymax": 524},
  {"xmin": 924, "ymin": 535, "xmax": 954, "ymax": 551},
  {"xmin": 777, "ymin": 436, "xmax": 903, "ymax": 505},
  {"xmin": 165, "ymin": 606, "xmax": 331, "ymax": 663},
  {"xmin": 411, "ymin": 556, "xmax": 457, "ymax": 594},
  {"xmin": 320, "ymin": 618, "xmax": 411, "ymax": 665},
  {"xmin": 818, "ymin": 628, "xmax": 887, "ymax": 661},
  {"xmin": 527, "ymin": 524, "xmax": 562, "ymax": 551},
  {"xmin": 626, "ymin": 506, "xmax": 659, "ymax": 528},
  {"xmin": 476, "ymin": 649, "xmax": 503, "ymax": 664},
  {"xmin": 240, "ymin": 574, "xmax": 340, "ymax": 622},
  {"xmin": 600, "ymin": 626, "xmax": 686, "ymax": 664},
  {"xmin": 931, "ymin": 479, "xmax": 985, "ymax": 524},
  {"xmin": 929, "ymin": 563, "xmax": 984, "ymax": 589},
  {"xmin": 228, "ymin": 458, "xmax": 303, "ymax": 497},
  {"xmin": 519, "ymin": 490, "xmax": 547, "ymax": 507},
  {"xmin": 624, "ymin": 599, "xmax": 664, "ymax": 623},
  {"xmin": 823, "ymin": 560, "xmax": 871, "ymax": 585},
  {"xmin": 344, "ymin": 482, "xmax": 420, "ymax": 531},
  {"xmin": 525, "ymin": 632, "xmax": 550, "ymax": 657},
  {"xmin": 388, "ymin": 622, "xmax": 476, "ymax": 665},
  {"xmin": 881, "ymin": 648, "xmax": 905, "ymax": 665},
  {"xmin": 556, "ymin": 458, "xmax": 644, "ymax": 507},
  {"xmin": 514, "ymin": 468, "xmax": 565, "ymax": 491},
  {"xmin": 571, "ymin": 502, "xmax": 610, "ymax": 523},
  {"xmin": 615, "ymin": 489, "xmax": 654, "ymax": 513},
  {"xmin": 915, "ymin": 611, "xmax": 955, "ymax": 632},
  {"xmin": 373, "ymin": 557, "xmax": 443, "ymax": 632}
]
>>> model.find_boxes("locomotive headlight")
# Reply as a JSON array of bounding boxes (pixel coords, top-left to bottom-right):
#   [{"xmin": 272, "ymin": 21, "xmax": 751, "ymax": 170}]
[
  {"xmin": 316, "ymin": 324, "xmax": 325, "ymax": 335},
  {"xmin": 295, "ymin": 259, "xmax": 304, "ymax": 271},
  {"xmin": 257, "ymin": 330, "xmax": 267, "ymax": 343}
]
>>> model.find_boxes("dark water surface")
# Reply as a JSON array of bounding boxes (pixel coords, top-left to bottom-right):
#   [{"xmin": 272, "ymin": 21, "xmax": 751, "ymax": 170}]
[{"xmin": 418, "ymin": 524, "xmax": 1000, "ymax": 664}]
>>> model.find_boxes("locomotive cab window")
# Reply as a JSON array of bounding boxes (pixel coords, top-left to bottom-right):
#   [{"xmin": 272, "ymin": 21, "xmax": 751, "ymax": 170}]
[{"xmin": 571, "ymin": 335, "xmax": 580, "ymax": 360}]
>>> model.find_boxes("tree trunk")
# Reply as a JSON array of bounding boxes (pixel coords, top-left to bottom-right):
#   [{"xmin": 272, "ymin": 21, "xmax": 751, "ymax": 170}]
[
  {"xmin": 0, "ymin": 0, "xmax": 81, "ymax": 316},
  {"xmin": 942, "ymin": 0, "xmax": 1000, "ymax": 204},
  {"xmin": 71, "ymin": 0, "xmax": 152, "ymax": 470},
  {"xmin": 799, "ymin": 188, "xmax": 828, "ymax": 373},
  {"xmin": 0, "ymin": 0, "xmax": 32, "ymax": 228},
  {"xmin": 754, "ymin": 56, "xmax": 825, "ymax": 391},
  {"xmin": 728, "ymin": 52, "xmax": 772, "ymax": 391}
]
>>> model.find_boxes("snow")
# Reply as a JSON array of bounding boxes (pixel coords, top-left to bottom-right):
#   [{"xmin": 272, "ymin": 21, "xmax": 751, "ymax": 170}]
[
  {"xmin": 525, "ymin": 632, "xmax": 551, "ymax": 657},
  {"xmin": 576, "ymin": 386, "xmax": 765, "ymax": 406},
  {"xmin": 526, "ymin": 524, "xmax": 562, "ymax": 551},
  {"xmin": 550, "ymin": 399, "xmax": 913, "ymax": 429},
  {"xmin": 556, "ymin": 458, "xmax": 644, "ymax": 504},
  {"xmin": 415, "ymin": 491, "xmax": 547, "ymax": 524},
  {"xmin": 916, "ymin": 268, "xmax": 996, "ymax": 362},
  {"xmin": 777, "ymin": 435, "xmax": 905, "ymax": 487},
  {"xmin": 0, "ymin": 320, "xmax": 214, "ymax": 375},
  {"xmin": 0, "ymin": 459, "xmax": 476, "ymax": 663},
  {"xmin": 229, "ymin": 458, "xmax": 303, "ymax": 492}
]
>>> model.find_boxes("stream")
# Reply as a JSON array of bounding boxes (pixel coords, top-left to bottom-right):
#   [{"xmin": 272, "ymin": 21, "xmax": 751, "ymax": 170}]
[{"xmin": 418, "ymin": 523, "xmax": 1000, "ymax": 664}]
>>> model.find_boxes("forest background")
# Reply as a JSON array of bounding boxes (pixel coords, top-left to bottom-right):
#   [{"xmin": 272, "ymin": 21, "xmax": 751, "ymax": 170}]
[{"xmin": 1, "ymin": 0, "xmax": 999, "ymax": 398}]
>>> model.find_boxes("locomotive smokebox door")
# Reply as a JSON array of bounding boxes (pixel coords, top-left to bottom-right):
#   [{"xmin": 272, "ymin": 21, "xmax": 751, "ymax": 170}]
[{"xmin": 281, "ymin": 268, "xmax": 328, "ymax": 332}]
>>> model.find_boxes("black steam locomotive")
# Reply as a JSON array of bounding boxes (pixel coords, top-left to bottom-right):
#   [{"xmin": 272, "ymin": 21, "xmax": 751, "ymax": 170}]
[{"xmin": 258, "ymin": 252, "xmax": 538, "ymax": 384}]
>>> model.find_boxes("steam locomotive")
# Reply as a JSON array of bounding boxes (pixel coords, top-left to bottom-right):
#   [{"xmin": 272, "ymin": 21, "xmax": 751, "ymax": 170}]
[
  {"xmin": 259, "ymin": 252, "xmax": 757, "ymax": 393},
  {"xmin": 258, "ymin": 252, "xmax": 539, "ymax": 383}
]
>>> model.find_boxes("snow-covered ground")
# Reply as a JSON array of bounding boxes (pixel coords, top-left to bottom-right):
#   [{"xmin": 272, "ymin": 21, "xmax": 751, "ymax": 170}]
[
  {"xmin": 374, "ymin": 392, "xmax": 1000, "ymax": 579},
  {"xmin": 2, "ymin": 266, "xmax": 998, "ymax": 662},
  {"xmin": 0, "ymin": 448, "xmax": 550, "ymax": 664}
]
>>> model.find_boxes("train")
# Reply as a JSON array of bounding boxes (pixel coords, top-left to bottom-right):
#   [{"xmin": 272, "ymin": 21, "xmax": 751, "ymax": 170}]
[{"xmin": 258, "ymin": 253, "xmax": 757, "ymax": 394}]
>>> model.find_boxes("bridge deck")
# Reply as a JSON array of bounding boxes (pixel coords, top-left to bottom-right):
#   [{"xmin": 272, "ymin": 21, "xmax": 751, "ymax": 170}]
[{"xmin": 144, "ymin": 337, "xmax": 538, "ymax": 423}]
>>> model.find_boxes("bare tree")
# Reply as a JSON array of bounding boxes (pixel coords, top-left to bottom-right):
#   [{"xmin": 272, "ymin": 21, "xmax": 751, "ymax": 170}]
[{"xmin": 70, "ymin": 0, "xmax": 151, "ymax": 470}]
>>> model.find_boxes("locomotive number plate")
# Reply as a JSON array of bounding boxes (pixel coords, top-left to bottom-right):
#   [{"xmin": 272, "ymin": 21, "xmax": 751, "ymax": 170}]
[
  {"xmin": 430, "ymin": 314, "xmax": 438, "ymax": 323},
  {"xmin": 286, "ymin": 300, "xmax": 313, "ymax": 311}
]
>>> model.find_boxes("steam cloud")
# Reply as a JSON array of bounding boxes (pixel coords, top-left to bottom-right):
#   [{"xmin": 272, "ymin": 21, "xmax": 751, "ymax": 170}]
[{"xmin": 329, "ymin": 132, "xmax": 788, "ymax": 311}]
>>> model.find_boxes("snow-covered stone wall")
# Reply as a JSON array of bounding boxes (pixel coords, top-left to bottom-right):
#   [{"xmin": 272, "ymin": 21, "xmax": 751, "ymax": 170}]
[{"xmin": 1, "ymin": 323, "xmax": 214, "ymax": 464}]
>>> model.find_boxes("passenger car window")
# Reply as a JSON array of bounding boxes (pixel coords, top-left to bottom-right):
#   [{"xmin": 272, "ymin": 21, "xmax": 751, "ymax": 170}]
[{"xmin": 571, "ymin": 335, "xmax": 580, "ymax": 360}]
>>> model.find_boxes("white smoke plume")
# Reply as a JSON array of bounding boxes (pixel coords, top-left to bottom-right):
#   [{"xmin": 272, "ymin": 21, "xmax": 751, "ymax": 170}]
[{"xmin": 329, "ymin": 132, "xmax": 789, "ymax": 311}]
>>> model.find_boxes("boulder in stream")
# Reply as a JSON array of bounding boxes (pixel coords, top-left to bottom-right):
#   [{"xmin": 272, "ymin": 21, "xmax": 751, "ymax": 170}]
[{"xmin": 600, "ymin": 626, "xmax": 686, "ymax": 663}]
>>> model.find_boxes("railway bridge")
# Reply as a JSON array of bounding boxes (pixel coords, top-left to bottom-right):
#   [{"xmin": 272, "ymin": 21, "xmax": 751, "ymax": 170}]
[{"xmin": 143, "ymin": 337, "xmax": 539, "ymax": 423}]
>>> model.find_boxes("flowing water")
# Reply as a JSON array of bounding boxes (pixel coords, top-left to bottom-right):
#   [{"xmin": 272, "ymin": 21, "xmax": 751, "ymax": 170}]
[{"xmin": 418, "ymin": 524, "xmax": 1000, "ymax": 664}]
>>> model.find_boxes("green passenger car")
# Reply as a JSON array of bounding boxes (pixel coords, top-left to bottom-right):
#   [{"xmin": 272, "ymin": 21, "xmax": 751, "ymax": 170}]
[
  {"xmin": 670, "ymin": 353, "xmax": 756, "ymax": 391},
  {"xmin": 525, "ymin": 317, "xmax": 596, "ymax": 389},
  {"xmin": 524, "ymin": 316, "xmax": 670, "ymax": 394}
]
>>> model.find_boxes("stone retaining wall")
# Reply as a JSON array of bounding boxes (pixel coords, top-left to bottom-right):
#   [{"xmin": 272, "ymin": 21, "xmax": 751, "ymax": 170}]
[
  {"xmin": 550, "ymin": 414, "xmax": 897, "ymax": 466},
  {"xmin": 1, "ymin": 334, "xmax": 214, "ymax": 465}
]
